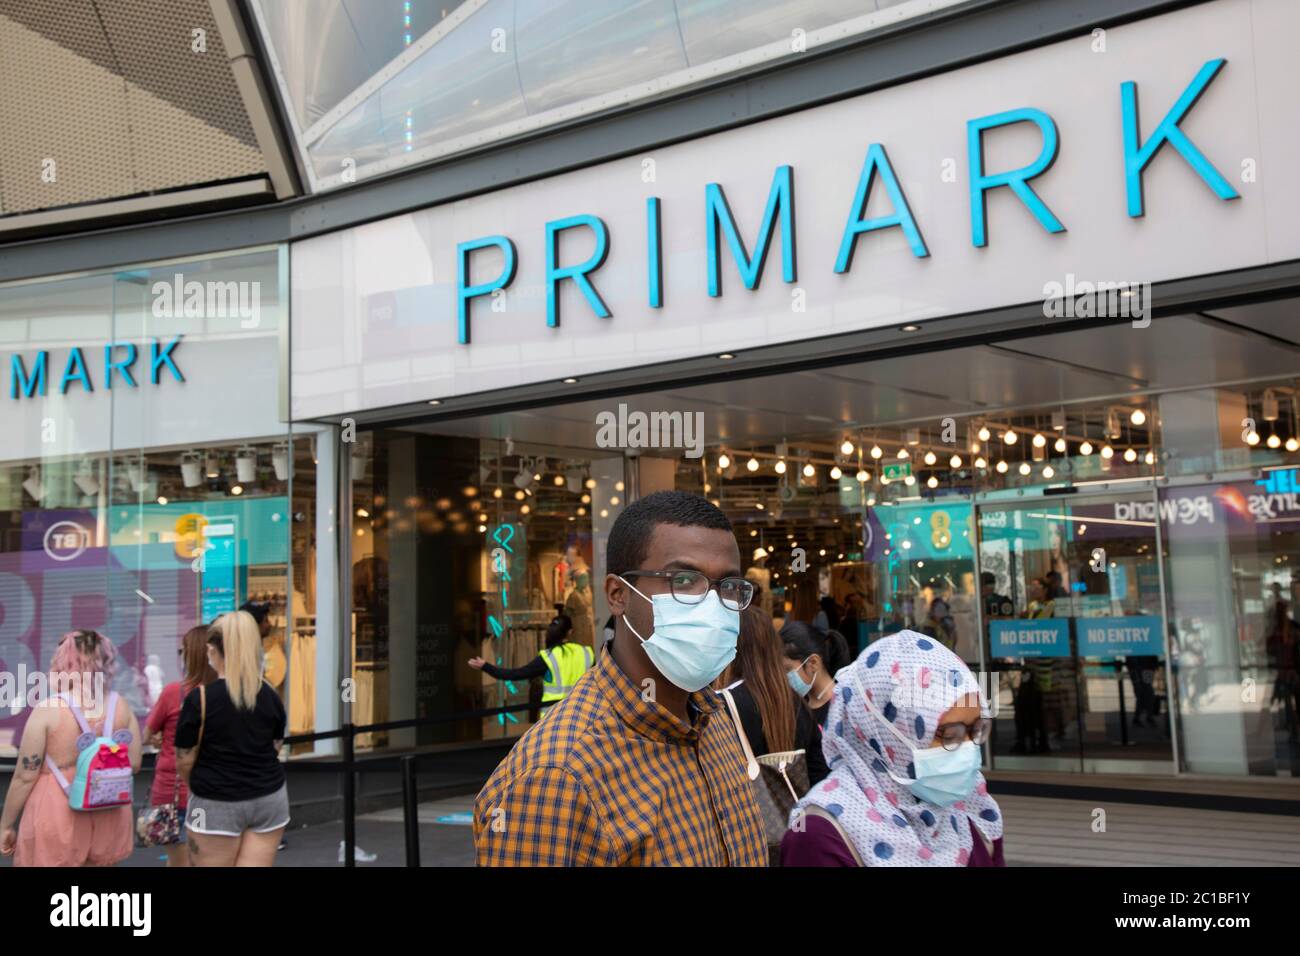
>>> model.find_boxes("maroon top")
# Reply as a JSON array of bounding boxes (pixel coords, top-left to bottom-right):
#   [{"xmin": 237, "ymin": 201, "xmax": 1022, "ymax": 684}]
[{"xmin": 780, "ymin": 814, "xmax": 1005, "ymax": 867}]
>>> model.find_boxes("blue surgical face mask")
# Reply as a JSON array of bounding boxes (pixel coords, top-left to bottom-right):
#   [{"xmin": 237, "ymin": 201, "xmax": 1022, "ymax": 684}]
[
  {"xmin": 786, "ymin": 657, "xmax": 814, "ymax": 698},
  {"xmin": 865, "ymin": 694, "xmax": 982, "ymax": 808},
  {"xmin": 617, "ymin": 576, "xmax": 739, "ymax": 693}
]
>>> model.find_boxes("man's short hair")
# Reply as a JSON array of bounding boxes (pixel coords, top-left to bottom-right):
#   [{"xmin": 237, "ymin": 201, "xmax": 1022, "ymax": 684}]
[
  {"xmin": 606, "ymin": 491, "xmax": 734, "ymax": 576},
  {"xmin": 980, "ymin": 571, "xmax": 996, "ymax": 587}
]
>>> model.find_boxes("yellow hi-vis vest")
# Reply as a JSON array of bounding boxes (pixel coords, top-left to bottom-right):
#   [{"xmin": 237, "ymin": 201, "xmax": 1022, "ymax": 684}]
[{"xmin": 539, "ymin": 642, "xmax": 594, "ymax": 703}]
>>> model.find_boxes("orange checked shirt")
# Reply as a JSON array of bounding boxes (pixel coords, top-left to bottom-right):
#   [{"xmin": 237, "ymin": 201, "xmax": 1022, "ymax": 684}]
[{"xmin": 473, "ymin": 648, "xmax": 767, "ymax": 866}]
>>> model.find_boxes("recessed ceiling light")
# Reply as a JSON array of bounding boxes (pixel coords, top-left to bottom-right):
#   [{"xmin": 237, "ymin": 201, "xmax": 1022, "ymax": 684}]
[
  {"xmin": 428, "ymin": 399, "xmax": 442, "ymax": 406},
  {"xmin": 899, "ymin": 324, "xmax": 921, "ymax": 332},
  {"xmin": 562, "ymin": 377, "xmax": 579, "ymax": 384},
  {"xmin": 717, "ymin": 352, "xmax": 736, "ymax": 360}
]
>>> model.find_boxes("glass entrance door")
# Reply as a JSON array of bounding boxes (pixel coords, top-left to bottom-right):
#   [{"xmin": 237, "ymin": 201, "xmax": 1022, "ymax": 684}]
[{"xmin": 977, "ymin": 492, "xmax": 1174, "ymax": 773}]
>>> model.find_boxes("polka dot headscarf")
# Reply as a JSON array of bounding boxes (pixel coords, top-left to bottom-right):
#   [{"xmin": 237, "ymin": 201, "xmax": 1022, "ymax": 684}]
[{"xmin": 790, "ymin": 630, "xmax": 1003, "ymax": 866}]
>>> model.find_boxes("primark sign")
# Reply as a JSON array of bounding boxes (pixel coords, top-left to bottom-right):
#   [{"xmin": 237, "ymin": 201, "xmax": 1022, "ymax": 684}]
[
  {"xmin": 290, "ymin": 1, "xmax": 1299, "ymax": 419},
  {"xmin": 8, "ymin": 337, "xmax": 184, "ymax": 400}
]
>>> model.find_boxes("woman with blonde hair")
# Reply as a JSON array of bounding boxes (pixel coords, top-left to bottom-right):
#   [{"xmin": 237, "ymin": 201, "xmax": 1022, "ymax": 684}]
[
  {"xmin": 175, "ymin": 610, "xmax": 288, "ymax": 866},
  {"xmin": 0, "ymin": 630, "xmax": 142, "ymax": 866},
  {"xmin": 142, "ymin": 625, "xmax": 217, "ymax": 866}
]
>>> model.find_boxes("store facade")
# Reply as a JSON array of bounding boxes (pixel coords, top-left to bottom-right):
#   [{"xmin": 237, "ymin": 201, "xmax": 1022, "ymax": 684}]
[
  {"xmin": 0, "ymin": 246, "xmax": 342, "ymax": 757},
  {"xmin": 286, "ymin": 0, "xmax": 1300, "ymax": 780}
]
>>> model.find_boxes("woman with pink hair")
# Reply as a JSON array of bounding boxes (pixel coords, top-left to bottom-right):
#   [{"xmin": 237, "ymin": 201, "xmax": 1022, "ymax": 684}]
[{"xmin": 0, "ymin": 630, "xmax": 142, "ymax": 866}]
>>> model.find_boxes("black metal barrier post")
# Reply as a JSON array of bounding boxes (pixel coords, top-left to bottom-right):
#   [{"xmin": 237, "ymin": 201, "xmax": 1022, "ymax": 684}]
[
  {"xmin": 342, "ymin": 723, "xmax": 355, "ymax": 868},
  {"xmin": 401, "ymin": 754, "xmax": 420, "ymax": 867}
]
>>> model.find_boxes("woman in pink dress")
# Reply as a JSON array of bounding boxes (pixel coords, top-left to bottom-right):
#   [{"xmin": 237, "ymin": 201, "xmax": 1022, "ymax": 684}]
[
  {"xmin": 0, "ymin": 630, "xmax": 142, "ymax": 866},
  {"xmin": 144, "ymin": 625, "xmax": 215, "ymax": 866}
]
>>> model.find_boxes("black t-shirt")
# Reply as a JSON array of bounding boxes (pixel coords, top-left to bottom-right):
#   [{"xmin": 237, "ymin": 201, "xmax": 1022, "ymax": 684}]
[{"xmin": 174, "ymin": 679, "xmax": 287, "ymax": 801}]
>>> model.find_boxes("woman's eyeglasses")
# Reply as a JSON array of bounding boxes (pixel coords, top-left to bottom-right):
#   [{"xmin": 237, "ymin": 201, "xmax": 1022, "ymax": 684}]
[
  {"xmin": 623, "ymin": 569, "xmax": 754, "ymax": 611},
  {"xmin": 933, "ymin": 716, "xmax": 993, "ymax": 751}
]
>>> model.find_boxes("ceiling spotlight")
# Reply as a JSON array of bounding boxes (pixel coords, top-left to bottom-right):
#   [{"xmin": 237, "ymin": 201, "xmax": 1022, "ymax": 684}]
[
  {"xmin": 900, "ymin": 324, "xmax": 921, "ymax": 332},
  {"xmin": 1032, "ymin": 433, "xmax": 1046, "ymax": 448},
  {"xmin": 1003, "ymin": 430, "xmax": 1017, "ymax": 445},
  {"xmin": 205, "ymin": 454, "xmax": 220, "ymax": 479},
  {"xmin": 1267, "ymin": 433, "xmax": 1282, "ymax": 449},
  {"xmin": 802, "ymin": 463, "xmax": 816, "ymax": 478},
  {"xmin": 180, "ymin": 453, "xmax": 203, "ymax": 489},
  {"xmin": 775, "ymin": 459, "xmax": 788, "ymax": 474},
  {"xmin": 754, "ymin": 546, "xmax": 769, "ymax": 560},
  {"xmin": 22, "ymin": 468, "xmax": 45, "ymax": 502},
  {"xmin": 830, "ymin": 465, "xmax": 842, "ymax": 480},
  {"xmin": 1106, "ymin": 409, "xmax": 1122, "ymax": 439},
  {"xmin": 1052, "ymin": 409, "xmax": 1066, "ymax": 431},
  {"xmin": 1018, "ymin": 462, "xmax": 1032, "ymax": 476},
  {"xmin": 856, "ymin": 469, "xmax": 869, "ymax": 482},
  {"xmin": 1101, "ymin": 445, "xmax": 1115, "ymax": 459},
  {"xmin": 840, "ymin": 439, "xmax": 854, "ymax": 456},
  {"xmin": 157, "ymin": 496, "xmax": 168, "ymax": 506},
  {"xmin": 427, "ymin": 399, "xmax": 442, "ymax": 406},
  {"xmin": 949, "ymin": 454, "xmax": 961, "ymax": 468},
  {"xmin": 235, "ymin": 447, "xmax": 258, "ymax": 484},
  {"xmin": 126, "ymin": 463, "xmax": 147, "ymax": 493},
  {"xmin": 565, "ymin": 467, "xmax": 584, "ymax": 493},
  {"xmin": 747, "ymin": 457, "xmax": 759, "ymax": 472},
  {"xmin": 272, "ymin": 445, "xmax": 291, "ymax": 481},
  {"xmin": 514, "ymin": 465, "xmax": 532, "ymax": 489},
  {"xmin": 1080, "ymin": 440, "xmax": 1094, "ymax": 456},
  {"xmin": 995, "ymin": 460, "xmax": 1008, "ymax": 474},
  {"xmin": 1262, "ymin": 389, "xmax": 1280, "ymax": 422},
  {"xmin": 1054, "ymin": 437, "xmax": 1067, "ymax": 453},
  {"xmin": 718, "ymin": 453, "xmax": 731, "ymax": 470},
  {"xmin": 74, "ymin": 460, "xmax": 101, "ymax": 496},
  {"xmin": 923, "ymin": 451, "xmax": 937, "ymax": 465},
  {"xmin": 1130, "ymin": 408, "xmax": 1147, "ymax": 426},
  {"xmin": 977, "ymin": 426, "xmax": 991, "ymax": 442},
  {"xmin": 905, "ymin": 429, "xmax": 921, "ymax": 446}
]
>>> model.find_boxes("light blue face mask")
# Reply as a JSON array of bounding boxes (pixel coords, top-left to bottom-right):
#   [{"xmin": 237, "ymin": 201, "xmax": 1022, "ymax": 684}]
[
  {"xmin": 786, "ymin": 656, "xmax": 814, "ymax": 698},
  {"xmin": 618, "ymin": 576, "xmax": 739, "ymax": 692},
  {"xmin": 865, "ymin": 694, "xmax": 982, "ymax": 808}
]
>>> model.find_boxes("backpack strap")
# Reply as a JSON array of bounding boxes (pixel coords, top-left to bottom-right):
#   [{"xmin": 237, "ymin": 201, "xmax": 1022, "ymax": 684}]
[
  {"xmin": 44, "ymin": 757, "xmax": 71, "ymax": 793},
  {"xmin": 102, "ymin": 691, "xmax": 119, "ymax": 737},
  {"xmin": 61, "ymin": 693, "xmax": 93, "ymax": 737}
]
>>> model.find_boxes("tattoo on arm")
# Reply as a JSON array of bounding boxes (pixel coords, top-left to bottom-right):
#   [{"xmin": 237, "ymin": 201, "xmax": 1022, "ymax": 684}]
[{"xmin": 19, "ymin": 754, "xmax": 40, "ymax": 772}]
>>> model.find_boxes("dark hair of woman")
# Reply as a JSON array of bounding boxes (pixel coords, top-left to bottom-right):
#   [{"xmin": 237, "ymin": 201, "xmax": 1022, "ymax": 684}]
[
  {"xmin": 545, "ymin": 614, "xmax": 574, "ymax": 649},
  {"xmin": 781, "ymin": 621, "xmax": 852, "ymax": 678},
  {"xmin": 721, "ymin": 606, "xmax": 796, "ymax": 752},
  {"xmin": 180, "ymin": 625, "xmax": 218, "ymax": 690}
]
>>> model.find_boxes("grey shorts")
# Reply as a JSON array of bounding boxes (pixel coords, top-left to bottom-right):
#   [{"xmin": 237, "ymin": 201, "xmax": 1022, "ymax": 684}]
[{"xmin": 187, "ymin": 784, "xmax": 290, "ymax": 837}]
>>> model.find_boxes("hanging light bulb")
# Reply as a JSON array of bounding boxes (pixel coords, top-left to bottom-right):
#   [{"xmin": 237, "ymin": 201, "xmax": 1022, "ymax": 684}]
[
  {"xmin": 1003, "ymin": 430, "xmax": 1017, "ymax": 445},
  {"xmin": 927, "ymin": 476, "xmax": 938, "ymax": 488},
  {"xmin": 1018, "ymin": 462, "xmax": 1031, "ymax": 476},
  {"xmin": 995, "ymin": 460, "xmax": 1008, "ymax": 474},
  {"xmin": 870, "ymin": 444, "xmax": 883, "ymax": 459},
  {"xmin": 856, "ymin": 469, "xmax": 870, "ymax": 483},
  {"xmin": 1288, "ymin": 437, "xmax": 1300, "ymax": 453},
  {"xmin": 1124, "ymin": 447, "xmax": 1138, "ymax": 462},
  {"xmin": 949, "ymin": 454, "xmax": 961, "ymax": 468},
  {"xmin": 923, "ymin": 450, "xmax": 937, "ymax": 465},
  {"xmin": 1145, "ymin": 450, "xmax": 1156, "ymax": 464},
  {"xmin": 1080, "ymin": 440, "xmax": 1094, "ymax": 456},
  {"xmin": 1130, "ymin": 408, "xmax": 1147, "ymax": 426},
  {"xmin": 775, "ymin": 459, "xmax": 787, "ymax": 474},
  {"xmin": 977, "ymin": 426, "xmax": 991, "ymax": 442},
  {"xmin": 747, "ymin": 456, "xmax": 759, "ymax": 472},
  {"xmin": 1051, "ymin": 408, "xmax": 1067, "ymax": 431},
  {"xmin": 830, "ymin": 465, "xmax": 843, "ymax": 480},
  {"xmin": 1042, "ymin": 465, "xmax": 1055, "ymax": 478},
  {"xmin": 905, "ymin": 429, "xmax": 921, "ymax": 446},
  {"xmin": 1032, "ymin": 433, "xmax": 1047, "ymax": 448},
  {"xmin": 718, "ymin": 453, "xmax": 731, "ymax": 470},
  {"xmin": 840, "ymin": 439, "xmax": 855, "ymax": 456},
  {"xmin": 975, "ymin": 456, "xmax": 988, "ymax": 469},
  {"xmin": 803, "ymin": 462, "xmax": 816, "ymax": 478},
  {"xmin": 1267, "ymin": 433, "xmax": 1282, "ymax": 449},
  {"xmin": 1054, "ymin": 437, "xmax": 1067, "ymax": 453},
  {"xmin": 896, "ymin": 448, "xmax": 909, "ymax": 459},
  {"xmin": 1101, "ymin": 445, "xmax": 1115, "ymax": 459},
  {"xmin": 1246, "ymin": 431, "xmax": 1260, "ymax": 446},
  {"xmin": 904, "ymin": 475, "xmax": 916, "ymax": 486}
]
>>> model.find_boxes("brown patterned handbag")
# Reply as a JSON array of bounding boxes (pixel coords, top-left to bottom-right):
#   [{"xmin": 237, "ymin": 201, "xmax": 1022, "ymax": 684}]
[{"xmin": 720, "ymin": 687, "xmax": 810, "ymax": 847}]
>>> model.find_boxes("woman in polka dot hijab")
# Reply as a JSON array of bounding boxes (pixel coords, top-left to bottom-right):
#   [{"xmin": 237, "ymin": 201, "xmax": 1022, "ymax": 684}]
[{"xmin": 785, "ymin": 631, "xmax": 1003, "ymax": 866}]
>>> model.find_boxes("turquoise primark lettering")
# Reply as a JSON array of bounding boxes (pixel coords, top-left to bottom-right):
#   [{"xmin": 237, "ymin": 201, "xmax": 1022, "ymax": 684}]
[{"xmin": 8, "ymin": 338, "xmax": 183, "ymax": 400}]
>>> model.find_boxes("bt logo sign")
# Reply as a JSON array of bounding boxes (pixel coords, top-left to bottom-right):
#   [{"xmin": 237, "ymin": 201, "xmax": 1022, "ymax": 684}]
[{"xmin": 43, "ymin": 521, "xmax": 90, "ymax": 562}]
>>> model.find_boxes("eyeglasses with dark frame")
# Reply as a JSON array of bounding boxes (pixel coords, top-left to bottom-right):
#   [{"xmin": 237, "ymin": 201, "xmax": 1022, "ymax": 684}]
[
  {"xmin": 622, "ymin": 569, "xmax": 754, "ymax": 611},
  {"xmin": 933, "ymin": 716, "xmax": 993, "ymax": 751}
]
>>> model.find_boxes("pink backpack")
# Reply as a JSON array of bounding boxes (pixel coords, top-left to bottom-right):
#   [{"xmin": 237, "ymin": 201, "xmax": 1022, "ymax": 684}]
[{"xmin": 46, "ymin": 691, "xmax": 134, "ymax": 811}]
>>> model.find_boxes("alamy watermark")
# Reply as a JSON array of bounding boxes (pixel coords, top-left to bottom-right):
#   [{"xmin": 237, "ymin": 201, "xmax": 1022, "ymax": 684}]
[
  {"xmin": 1042, "ymin": 273, "xmax": 1150, "ymax": 328},
  {"xmin": 0, "ymin": 667, "xmax": 106, "ymax": 712},
  {"xmin": 595, "ymin": 403, "xmax": 704, "ymax": 459},
  {"xmin": 151, "ymin": 273, "xmax": 261, "ymax": 328}
]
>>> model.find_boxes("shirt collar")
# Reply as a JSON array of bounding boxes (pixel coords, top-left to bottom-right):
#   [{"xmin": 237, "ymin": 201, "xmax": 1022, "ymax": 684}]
[{"xmin": 595, "ymin": 647, "xmax": 724, "ymax": 743}]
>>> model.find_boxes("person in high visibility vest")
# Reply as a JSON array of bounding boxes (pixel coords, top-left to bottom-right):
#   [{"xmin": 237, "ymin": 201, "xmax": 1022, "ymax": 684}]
[{"xmin": 469, "ymin": 614, "xmax": 594, "ymax": 707}]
